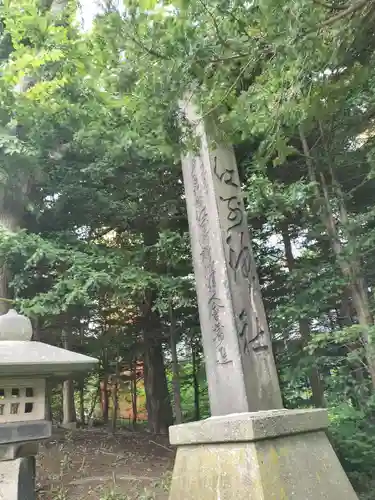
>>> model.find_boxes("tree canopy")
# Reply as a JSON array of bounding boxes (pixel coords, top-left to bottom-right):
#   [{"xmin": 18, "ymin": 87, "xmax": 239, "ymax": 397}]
[{"xmin": 1, "ymin": 0, "xmax": 375, "ymax": 495}]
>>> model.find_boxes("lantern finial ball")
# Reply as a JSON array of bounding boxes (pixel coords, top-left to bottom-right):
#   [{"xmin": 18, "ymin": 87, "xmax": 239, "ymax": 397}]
[{"xmin": 0, "ymin": 309, "xmax": 33, "ymax": 341}]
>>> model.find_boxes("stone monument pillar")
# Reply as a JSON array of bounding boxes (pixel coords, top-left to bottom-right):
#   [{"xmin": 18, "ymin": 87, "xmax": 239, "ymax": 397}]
[
  {"xmin": 179, "ymin": 98, "xmax": 282, "ymax": 415},
  {"xmin": 168, "ymin": 97, "xmax": 358, "ymax": 499}
]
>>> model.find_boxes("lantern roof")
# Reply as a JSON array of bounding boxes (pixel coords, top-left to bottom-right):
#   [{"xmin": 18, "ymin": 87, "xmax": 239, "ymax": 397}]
[
  {"xmin": 0, "ymin": 310, "xmax": 98, "ymax": 377},
  {"xmin": 0, "ymin": 341, "xmax": 98, "ymax": 377}
]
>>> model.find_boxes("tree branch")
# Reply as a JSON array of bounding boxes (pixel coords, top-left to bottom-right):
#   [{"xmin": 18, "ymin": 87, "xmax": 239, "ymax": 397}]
[
  {"xmin": 196, "ymin": 0, "xmax": 231, "ymax": 50},
  {"xmin": 313, "ymin": 0, "xmax": 350, "ymax": 10},
  {"xmin": 127, "ymin": 27, "xmax": 248, "ymax": 65},
  {"xmin": 127, "ymin": 32, "xmax": 170, "ymax": 61},
  {"xmin": 201, "ymin": 57, "xmax": 253, "ymax": 119},
  {"xmin": 320, "ymin": 0, "xmax": 370, "ymax": 27},
  {"xmin": 216, "ymin": 5, "xmax": 253, "ymax": 42}
]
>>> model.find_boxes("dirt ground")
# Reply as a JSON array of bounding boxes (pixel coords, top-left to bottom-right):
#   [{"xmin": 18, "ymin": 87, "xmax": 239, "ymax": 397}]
[{"xmin": 36, "ymin": 427, "xmax": 175, "ymax": 500}]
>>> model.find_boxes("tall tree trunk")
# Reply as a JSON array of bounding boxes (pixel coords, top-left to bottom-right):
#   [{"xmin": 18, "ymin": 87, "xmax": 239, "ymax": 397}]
[
  {"xmin": 281, "ymin": 223, "xmax": 326, "ymax": 407},
  {"xmin": 31, "ymin": 317, "xmax": 41, "ymax": 341},
  {"xmin": 141, "ymin": 225, "xmax": 173, "ymax": 434},
  {"xmin": 299, "ymin": 126, "xmax": 375, "ymax": 389},
  {"xmin": 339, "ymin": 291, "xmax": 368, "ymax": 404},
  {"xmin": 100, "ymin": 347, "xmax": 109, "ymax": 424},
  {"xmin": 131, "ymin": 358, "xmax": 138, "ymax": 428},
  {"xmin": 0, "ymin": 212, "xmax": 19, "ymax": 314},
  {"xmin": 143, "ymin": 331, "xmax": 173, "ymax": 434},
  {"xmin": 62, "ymin": 331, "xmax": 76, "ymax": 427},
  {"xmin": 78, "ymin": 321, "xmax": 85, "ymax": 426},
  {"xmin": 87, "ymin": 383, "xmax": 100, "ymax": 425},
  {"xmin": 100, "ymin": 375, "xmax": 109, "ymax": 425},
  {"xmin": 45, "ymin": 380, "xmax": 53, "ymax": 422},
  {"xmin": 62, "ymin": 378, "xmax": 76, "ymax": 427},
  {"xmin": 111, "ymin": 377, "xmax": 118, "ymax": 434},
  {"xmin": 338, "ymin": 292, "xmax": 355, "ymax": 328},
  {"xmin": 0, "ymin": 0, "xmax": 69, "ymax": 316},
  {"xmin": 191, "ymin": 340, "xmax": 200, "ymax": 422},
  {"xmin": 79, "ymin": 380, "xmax": 85, "ymax": 426},
  {"xmin": 111, "ymin": 357, "xmax": 120, "ymax": 433},
  {"xmin": 169, "ymin": 302, "xmax": 182, "ymax": 424},
  {"xmin": 0, "ymin": 0, "xmax": 69, "ymax": 308},
  {"xmin": 300, "ymin": 318, "xmax": 326, "ymax": 408}
]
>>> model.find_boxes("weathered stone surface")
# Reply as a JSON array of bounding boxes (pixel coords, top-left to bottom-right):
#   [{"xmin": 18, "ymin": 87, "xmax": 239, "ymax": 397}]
[
  {"xmin": 177, "ymin": 100, "xmax": 357, "ymax": 499},
  {"xmin": 0, "ymin": 442, "xmax": 38, "ymax": 462},
  {"xmin": 0, "ymin": 420, "xmax": 51, "ymax": 445},
  {"xmin": 0, "ymin": 310, "xmax": 32, "ymax": 341},
  {"xmin": 169, "ymin": 411, "xmax": 358, "ymax": 500},
  {"xmin": 60, "ymin": 421, "xmax": 77, "ymax": 431},
  {"xmin": 0, "ymin": 340, "xmax": 98, "ymax": 377},
  {"xmin": 169, "ymin": 408, "xmax": 328, "ymax": 445},
  {"xmin": 0, "ymin": 456, "xmax": 36, "ymax": 500},
  {"xmin": 180, "ymin": 98, "xmax": 282, "ymax": 415},
  {"xmin": 0, "ymin": 378, "xmax": 46, "ymax": 424}
]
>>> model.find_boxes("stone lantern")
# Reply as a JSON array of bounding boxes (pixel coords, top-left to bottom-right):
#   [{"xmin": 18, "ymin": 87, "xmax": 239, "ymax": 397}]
[{"xmin": 0, "ymin": 309, "xmax": 98, "ymax": 500}]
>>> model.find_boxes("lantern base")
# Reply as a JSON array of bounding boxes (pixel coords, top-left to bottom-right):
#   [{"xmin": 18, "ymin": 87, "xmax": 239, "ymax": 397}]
[
  {"xmin": 0, "ymin": 420, "xmax": 51, "ymax": 445},
  {"xmin": 0, "ymin": 456, "xmax": 36, "ymax": 500},
  {"xmin": 0, "ymin": 442, "xmax": 38, "ymax": 461},
  {"xmin": 60, "ymin": 421, "xmax": 77, "ymax": 431},
  {"xmin": 168, "ymin": 409, "xmax": 358, "ymax": 500}
]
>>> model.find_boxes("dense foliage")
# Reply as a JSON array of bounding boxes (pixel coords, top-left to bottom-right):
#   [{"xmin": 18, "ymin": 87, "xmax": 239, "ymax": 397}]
[{"xmin": 1, "ymin": 0, "xmax": 375, "ymax": 496}]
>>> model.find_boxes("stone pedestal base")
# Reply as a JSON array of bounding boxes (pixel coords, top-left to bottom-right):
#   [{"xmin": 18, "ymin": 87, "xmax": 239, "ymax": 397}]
[
  {"xmin": 169, "ymin": 409, "xmax": 358, "ymax": 499},
  {"xmin": 0, "ymin": 442, "xmax": 38, "ymax": 461},
  {"xmin": 0, "ymin": 456, "xmax": 36, "ymax": 500},
  {"xmin": 60, "ymin": 421, "xmax": 77, "ymax": 431}
]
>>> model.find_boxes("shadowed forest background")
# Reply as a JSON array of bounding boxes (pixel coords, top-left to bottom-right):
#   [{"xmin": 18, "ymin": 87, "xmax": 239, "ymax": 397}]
[{"xmin": 1, "ymin": 0, "xmax": 375, "ymax": 498}]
